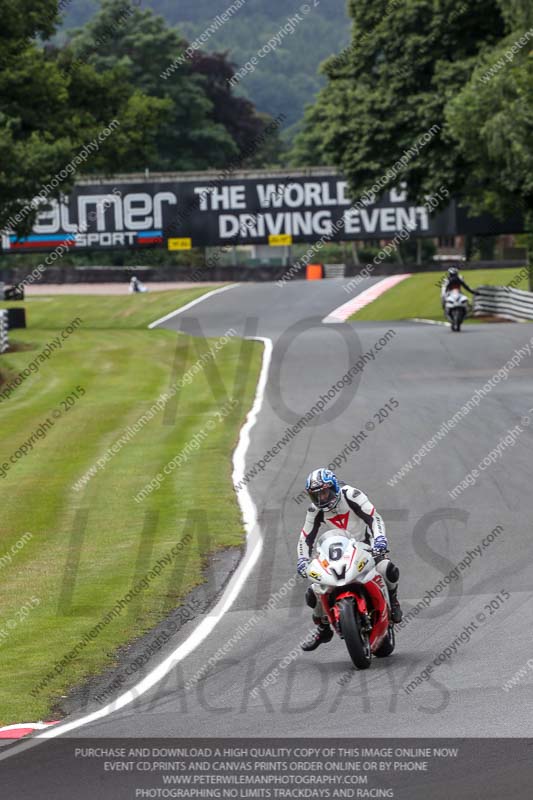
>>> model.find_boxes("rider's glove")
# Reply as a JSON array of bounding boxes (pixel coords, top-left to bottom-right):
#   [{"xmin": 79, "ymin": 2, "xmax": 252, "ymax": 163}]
[
  {"xmin": 372, "ymin": 535, "xmax": 388, "ymax": 555},
  {"xmin": 297, "ymin": 558, "xmax": 309, "ymax": 578}
]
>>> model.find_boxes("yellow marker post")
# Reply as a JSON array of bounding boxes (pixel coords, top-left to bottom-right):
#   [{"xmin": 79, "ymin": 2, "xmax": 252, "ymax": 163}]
[
  {"xmin": 268, "ymin": 234, "xmax": 293, "ymax": 247},
  {"xmin": 168, "ymin": 238, "xmax": 192, "ymax": 251}
]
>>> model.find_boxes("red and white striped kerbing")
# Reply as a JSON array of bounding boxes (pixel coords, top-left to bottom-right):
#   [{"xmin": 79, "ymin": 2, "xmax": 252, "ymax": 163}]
[
  {"xmin": 0, "ymin": 721, "xmax": 58, "ymax": 739},
  {"xmin": 323, "ymin": 274, "xmax": 412, "ymax": 323}
]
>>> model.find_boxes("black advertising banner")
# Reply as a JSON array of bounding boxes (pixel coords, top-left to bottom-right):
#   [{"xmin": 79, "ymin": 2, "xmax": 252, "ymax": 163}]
[{"xmin": 0, "ymin": 173, "xmax": 523, "ymax": 253}]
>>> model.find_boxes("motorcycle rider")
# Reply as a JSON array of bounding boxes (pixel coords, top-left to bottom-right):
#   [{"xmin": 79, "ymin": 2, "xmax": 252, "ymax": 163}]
[
  {"xmin": 297, "ymin": 468, "xmax": 402, "ymax": 651},
  {"xmin": 129, "ymin": 275, "xmax": 148, "ymax": 293},
  {"xmin": 441, "ymin": 267, "xmax": 475, "ymax": 306}
]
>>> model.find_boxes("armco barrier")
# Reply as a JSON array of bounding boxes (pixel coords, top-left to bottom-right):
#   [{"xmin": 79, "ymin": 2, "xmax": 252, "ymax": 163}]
[
  {"xmin": 473, "ymin": 285, "xmax": 533, "ymax": 321},
  {"xmin": 0, "ymin": 310, "xmax": 8, "ymax": 353},
  {"xmin": 324, "ymin": 263, "xmax": 346, "ymax": 278},
  {"xmin": 0, "ymin": 260, "xmax": 527, "ymax": 286}
]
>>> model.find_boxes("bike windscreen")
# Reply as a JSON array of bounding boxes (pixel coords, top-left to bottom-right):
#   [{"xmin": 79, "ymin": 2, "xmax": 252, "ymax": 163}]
[{"xmin": 315, "ymin": 533, "xmax": 352, "ymax": 562}]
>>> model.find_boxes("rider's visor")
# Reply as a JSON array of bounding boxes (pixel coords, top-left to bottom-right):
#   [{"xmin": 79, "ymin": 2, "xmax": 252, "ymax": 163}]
[{"xmin": 309, "ymin": 484, "xmax": 333, "ymax": 507}]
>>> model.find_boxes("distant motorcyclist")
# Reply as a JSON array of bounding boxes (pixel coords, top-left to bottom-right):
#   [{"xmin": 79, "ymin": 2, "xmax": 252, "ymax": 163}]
[
  {"xmin": 297, "ymin": 468, "xmax": 402, "ymax": 652},
  {"xmin": 440, "ymin": 267, "xmax": 475, "ymax": 328},
  {"xmin": 441, "ymin": 267, "xmax": 474, "ymax": 302},
  {"xmin": 129, "ymin": 275, "xmax": 147, "ymax": 293}
]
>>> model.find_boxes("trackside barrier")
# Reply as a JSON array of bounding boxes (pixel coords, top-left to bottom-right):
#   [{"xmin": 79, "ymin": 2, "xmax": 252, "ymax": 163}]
[
  {"xmin": 473, "ymin": 284, "xmax": 533, "ymax": 321},
  {"xmin": 324, "ymin": 263, "xmax": 346, "ymax": 278},
  {"xmin": 0, "ymin": 310, "xmax": 8, "ymax": 353},
  {"xmin": 306, "ymin": 263, "xmax": 323, "ymax": 280}
]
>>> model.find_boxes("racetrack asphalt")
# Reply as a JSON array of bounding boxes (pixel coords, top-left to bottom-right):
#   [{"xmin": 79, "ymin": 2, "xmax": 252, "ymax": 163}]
[{"xmin": 3, "ymin": 277, "xmax": 533, "ymax": 794}]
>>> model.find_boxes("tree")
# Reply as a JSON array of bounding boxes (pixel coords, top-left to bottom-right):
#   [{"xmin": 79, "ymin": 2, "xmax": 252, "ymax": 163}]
[
  {"xmin": 446, "ymin": 1, "xmax": 533, "ymax": 284},
  {"xmin": 50, "ymin": 53, "xmax": 172, "ymax": 174},
  {"xmin": 62, "ymin": 0, "xmax": 277, "ymax": 171},
  {"xmin": 287, "ymin": 101, "xmax": 333, "ymax": 167},
  {"xmin": 0, "ymin": 0, "xmax": 170, "ymax": 237},
  {"xmin": 1, "ymin": 0, "xmax": 58, "ymax": 45},
  {"xmin": 0, "ymin": 0, "xmax": 75, "ymax": 235},
  {"xmin": 188, "ymin": 51, "xmax": 285, "ymax": 167},
  {"xmin": 290, "ymin": 0, "xmax": 506, "ymax": 203},
  {"xmin": 61, "ymin": 0, "xmax": 352, "ymax": 130}
]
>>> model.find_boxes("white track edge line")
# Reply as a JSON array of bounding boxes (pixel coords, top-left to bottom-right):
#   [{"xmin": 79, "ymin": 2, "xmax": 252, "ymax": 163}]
[
  {"xmin": 36, "ymin": 336, "xmax": 272, "ymax": 739},
  {"xmin": 147, "ymin": 283, "xmax": 240, "ymax": 329},
  {"xmin": 412, "ymin": 318, "xmax": 449, "ymax": 327},
  {"xmin": 0, "ymin": 335, "xmax": 272, "ymax": 757}
]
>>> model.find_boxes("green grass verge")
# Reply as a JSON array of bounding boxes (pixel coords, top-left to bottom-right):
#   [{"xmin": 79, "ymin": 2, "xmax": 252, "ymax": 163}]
[
  {"xmin": 349, "ymin": 268, "xmax": 529, "ymax": 322},
  {"xmin": 0, "ymin": 285, "xmax": 219, "ymax": 330},
  {"xmin": 0, "ymin": 289, "xmax": 262, "ymax": 724}
]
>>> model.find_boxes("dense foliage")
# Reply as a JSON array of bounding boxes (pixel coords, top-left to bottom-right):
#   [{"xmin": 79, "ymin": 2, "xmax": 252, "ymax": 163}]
[
  {"xmin": 61, "ymin": 0, "xmax": 351, "ymax": 129},
  {"xmin": 3, "ymin": 0, "xmax": 532, "ymax": 269},
  {"xmin": 291, "ymin": 0, "xmax": 506, "ymax": 193},
  {"xmin": 0, "ymin": 0, "xmax": 283, "ymax": 237},
  {"xmin": 291, "ymin": 0, "xmax": 533, "ymax": 278}
]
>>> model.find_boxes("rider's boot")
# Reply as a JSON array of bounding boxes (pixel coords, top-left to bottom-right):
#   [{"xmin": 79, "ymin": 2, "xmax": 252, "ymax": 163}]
[
  {"xmin": 301, "ymin": 618, "xmax": 334, "ymax": 651},
  {"xmin": 305, "ymin": 586, "xmax": 317, "ymax": 608},
  {"xmin": 389, "ymin": 587, "xmax": 403, "ymax": 623}
]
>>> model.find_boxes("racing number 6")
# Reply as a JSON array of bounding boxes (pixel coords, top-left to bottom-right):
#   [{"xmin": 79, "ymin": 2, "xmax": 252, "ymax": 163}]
[{"xmin": 329, "ymin": 543, "xmax": 344, "ymax": 561}]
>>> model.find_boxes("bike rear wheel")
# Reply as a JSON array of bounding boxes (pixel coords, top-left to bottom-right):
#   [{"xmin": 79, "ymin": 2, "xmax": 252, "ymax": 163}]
[{"xmin": 339, "ymin": 598, "xmax": 371, "ymax": 669}]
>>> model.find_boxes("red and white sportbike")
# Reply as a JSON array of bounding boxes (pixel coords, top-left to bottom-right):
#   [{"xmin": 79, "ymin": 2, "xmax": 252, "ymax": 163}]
[{"xmin": 307, "ymin": 531, "xmax": 395, "ymax": 669}]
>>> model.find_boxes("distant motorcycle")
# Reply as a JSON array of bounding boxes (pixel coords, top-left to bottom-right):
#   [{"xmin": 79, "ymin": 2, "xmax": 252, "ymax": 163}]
[
  {"xmin": 306, "ymin": 531, "xmax": 395, "ymax": 669},
  {"xmin": 444, "ymin": 288, "xmax": 469, "ymax": 332}
]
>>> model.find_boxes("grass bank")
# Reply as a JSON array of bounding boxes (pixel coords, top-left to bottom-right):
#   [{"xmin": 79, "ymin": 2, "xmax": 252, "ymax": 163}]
[
  {"xmin": 0, "ymin": 288, "xmax": 261, "ymax": 724},
  {"xmin": 349, "ymin": 268, "xmax": 529, "ymax": 322}
]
